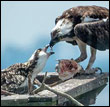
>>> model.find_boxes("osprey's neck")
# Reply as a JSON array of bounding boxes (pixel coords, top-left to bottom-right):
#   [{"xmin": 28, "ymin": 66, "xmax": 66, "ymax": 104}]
[
  {"xmin": 28, "ymin": 51, "xmax": 37, "ymax": 61},
  {"xmin": 25, "ymin": 52, "xmax": 48, "ymax": 74},
  {"xmin": 25, "ymin": 59, "xmax": 37, "ymax": 73}
]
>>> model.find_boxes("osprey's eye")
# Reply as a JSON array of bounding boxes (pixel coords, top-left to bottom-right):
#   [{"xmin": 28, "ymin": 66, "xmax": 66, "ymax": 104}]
[{"xmin": 37, "ymin": 49, "xmax": 42, "ymax": 53}]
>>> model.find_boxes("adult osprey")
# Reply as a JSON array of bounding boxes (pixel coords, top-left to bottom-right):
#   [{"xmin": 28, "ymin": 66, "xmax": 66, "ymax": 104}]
[{"xmin": 50, "ymin": 6, "xmax": 109, "ymax": 74}]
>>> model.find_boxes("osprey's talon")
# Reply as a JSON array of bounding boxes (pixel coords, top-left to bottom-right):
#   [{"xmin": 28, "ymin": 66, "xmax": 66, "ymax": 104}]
[
  {"xmin": 85, "ymin": 67, "xmax": 102, "ymax": 75},
  {"xmin": 85, "ymin": 69, "xmax": 95, "ymax": 75},
  {"xmin": 93, "ymin": 67, "xmax": 103, "ymax": 74}
]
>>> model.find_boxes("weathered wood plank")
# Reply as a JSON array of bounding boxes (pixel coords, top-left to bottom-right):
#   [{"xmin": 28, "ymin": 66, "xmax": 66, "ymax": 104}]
[
  {"xmin": 1, "ymin": 72, "xmax": 109, "ymax": 106},
  {"xmin": 57, "ymin": 73, "xmax": 108, "ymax": 105}
]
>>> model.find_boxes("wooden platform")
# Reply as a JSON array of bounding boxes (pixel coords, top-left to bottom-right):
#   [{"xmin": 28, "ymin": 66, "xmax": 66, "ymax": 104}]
[{"xmin": 1, "ymin": 72, "xmax": 109, "ymax": 106}]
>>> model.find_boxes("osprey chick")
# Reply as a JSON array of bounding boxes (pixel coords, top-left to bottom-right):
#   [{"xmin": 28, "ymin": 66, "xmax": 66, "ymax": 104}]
[
  {"xmin": 50, "ymin": 5, "xmax": 109, "ymax": 74},
  {"xmin": 1, "ymin": 45, "xmax": 54, "ymax": 93}
]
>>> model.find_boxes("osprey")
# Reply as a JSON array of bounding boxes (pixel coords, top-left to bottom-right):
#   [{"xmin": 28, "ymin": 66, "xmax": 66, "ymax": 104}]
[
  {"xmin": 1, "ymin": 45, "xmax": 54, "ymax": 94},
  {"xmin": 50, "ymin": 6, "xmax": 109, "ymax": 74}
]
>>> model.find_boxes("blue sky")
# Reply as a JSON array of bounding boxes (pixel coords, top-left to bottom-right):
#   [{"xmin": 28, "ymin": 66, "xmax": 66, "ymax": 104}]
[
  {"xmin": 1, "ymin": 1, "xmax": 109, "ymax": 72},
  {"xmin": 1, "ymin": 1, "xmax": 109, "ymax": 106}
]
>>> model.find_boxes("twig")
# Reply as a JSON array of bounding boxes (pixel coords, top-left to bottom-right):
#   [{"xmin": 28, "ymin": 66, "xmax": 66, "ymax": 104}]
[
  {"xmin": 32, "ymin": 72, "xmax": 47, "ymax": 94},
  {"xmin": 33, "ymin": 72, "xmax": 84, "ymax": 106},
  {"xmin": 49, "ymin": 80, "xmax": 62, "ymax": 87},
  {"xmin": 1, "ymin": 89, "xmax": 15, "ymax": 95}
]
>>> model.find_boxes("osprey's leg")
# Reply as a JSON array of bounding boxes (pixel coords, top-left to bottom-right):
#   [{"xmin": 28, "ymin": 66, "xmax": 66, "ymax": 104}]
[
  {"xmin": 28, "ymin": 73, "xmax": 33, "ymax": 95},
  {"xmin": 85, "ymin": 47, "xmax": 100, "ymax": 74},
  {"xmin": 75, "ymin": 40, "xmax": 87, "ymax": 63}
]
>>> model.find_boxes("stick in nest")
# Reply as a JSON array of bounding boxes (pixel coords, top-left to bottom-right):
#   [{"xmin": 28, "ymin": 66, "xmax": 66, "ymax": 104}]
[
  {"xmin": 32, "ymin": 72, "xmax": 84, "ymax": 106},
  {"xmin": 1, "ymin": 89, "xmax": 15, "ymax": 96}
]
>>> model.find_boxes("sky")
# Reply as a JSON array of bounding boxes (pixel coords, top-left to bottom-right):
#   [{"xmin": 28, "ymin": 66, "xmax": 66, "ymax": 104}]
[
  {"xmin": 1, "ymin": 1, "xmax": 109, "ymax": 106},
  {"xmin": 1, "ymin": 1, "xmax": 109, "ymax": 71}
]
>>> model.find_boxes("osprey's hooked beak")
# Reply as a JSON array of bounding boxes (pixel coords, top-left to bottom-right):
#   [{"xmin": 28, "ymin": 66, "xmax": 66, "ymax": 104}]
[
  {"xmin": 50, "ymin": 29, "xmax": 64, "ymax": 47},
  {"xmin": 43, "ymin": 44, "xmax": 55, "ymax": 56},
  {"xmin": 49, "ymin": 37, "xmax": 61, "ymax": 47},
  {"xmin": 43, "ymin": 44, "xmax": 50, "ymax": 52},
  {"xmin": 49, "ymin": 39, "xmax": 56, "ymax": 47},
  {"xmin": 50, "ymin": 29, "xmax": 59, "ymax": 47}
]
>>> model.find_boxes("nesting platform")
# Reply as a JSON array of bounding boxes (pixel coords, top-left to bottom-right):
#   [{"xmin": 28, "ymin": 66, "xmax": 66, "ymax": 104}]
[{"xmin": 1, "ymin": 72, "xmax": 109, "ymax": 106}]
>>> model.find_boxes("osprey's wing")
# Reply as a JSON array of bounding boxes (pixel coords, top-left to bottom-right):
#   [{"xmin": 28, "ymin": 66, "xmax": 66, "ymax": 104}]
[
  {"xmin": 63, "ymin": 6, "xmax": 109, "ymax": 47},
  {"xmin": 74, "ymin": 18, "xmax": 109, "ymax": 51},
  {"xmin": 1, "ymin": 63, "xmax": 28, "ymax": 92}
]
